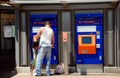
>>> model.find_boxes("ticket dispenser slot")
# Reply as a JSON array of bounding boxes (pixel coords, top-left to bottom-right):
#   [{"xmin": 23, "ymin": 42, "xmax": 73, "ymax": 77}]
[{"xmin": 78, "ymin": 35, "xmax": 96, "ymax": 54}]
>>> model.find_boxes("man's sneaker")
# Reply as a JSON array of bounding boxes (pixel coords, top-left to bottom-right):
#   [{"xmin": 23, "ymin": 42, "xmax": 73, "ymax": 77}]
[
  {"xmin": 32, "ymin": 72, "xmax": 41, "ymax": 76},
  {"xmin": 46, "ymin": 74, "xmax": 50, "ymax": 76}
]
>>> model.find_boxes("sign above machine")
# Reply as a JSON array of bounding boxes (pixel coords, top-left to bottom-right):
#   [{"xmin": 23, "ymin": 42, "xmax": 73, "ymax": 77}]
[{"xmin": 10, "ymin": 0, "xmax": 118, "ymax": 4}]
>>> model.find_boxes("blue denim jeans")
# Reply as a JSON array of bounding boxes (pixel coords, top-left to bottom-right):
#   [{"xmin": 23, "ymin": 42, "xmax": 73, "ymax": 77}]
[{"xmin": 35, "ymin": 46, "xmax": 51, "ymax": 76}]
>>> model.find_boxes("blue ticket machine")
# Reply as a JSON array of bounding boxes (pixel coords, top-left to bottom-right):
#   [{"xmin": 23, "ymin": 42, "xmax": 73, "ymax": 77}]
[
  {"xmin": 75, "ymin": 13, "xmax": 103, "ymax": 64},
  {"xmin": 30, "ymin": 14, "xmax": 58, "ymax": 64}
]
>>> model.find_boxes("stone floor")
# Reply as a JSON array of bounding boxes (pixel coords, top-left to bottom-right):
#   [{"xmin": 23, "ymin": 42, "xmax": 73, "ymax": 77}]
[{"xmin": 1, "ymin": 72, "xmax": 120, "ymax": 78}]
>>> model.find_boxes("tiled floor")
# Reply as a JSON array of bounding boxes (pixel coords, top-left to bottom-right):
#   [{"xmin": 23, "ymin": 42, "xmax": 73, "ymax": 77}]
[{"xmin": 11, "ymin": 73, "xmax": 120, "ymax": 78}]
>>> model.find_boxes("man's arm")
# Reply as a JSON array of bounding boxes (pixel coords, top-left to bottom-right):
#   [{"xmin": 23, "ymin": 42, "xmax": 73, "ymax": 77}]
[
  {"xmin": 34, "ymin": 28, "xmax": 43, "ymax": 42},
  {"xmin": 51, "ymin": 32, "xmax": 54, "ymax": 48}
]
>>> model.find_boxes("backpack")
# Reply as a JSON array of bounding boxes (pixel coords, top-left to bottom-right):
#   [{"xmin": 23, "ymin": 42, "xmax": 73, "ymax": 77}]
[{"xmin": 54, "ymin": 63, "xmax": 65, "ymax": 75}]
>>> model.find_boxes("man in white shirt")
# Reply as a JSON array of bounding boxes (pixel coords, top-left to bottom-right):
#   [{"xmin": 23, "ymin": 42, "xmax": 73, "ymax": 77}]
[{"xmin": 33, "ymin": 21, "xmax": 54, "ymax": 76}]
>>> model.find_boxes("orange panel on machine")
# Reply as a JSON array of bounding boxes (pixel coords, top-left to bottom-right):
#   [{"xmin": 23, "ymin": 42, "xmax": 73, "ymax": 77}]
[{"xmin": 78, "ymin": 35, "xmax": 96, "ymax": 54}]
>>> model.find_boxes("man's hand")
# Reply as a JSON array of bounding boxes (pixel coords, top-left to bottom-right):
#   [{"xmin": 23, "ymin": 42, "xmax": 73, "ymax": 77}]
[
  {"xmin": 52, "ymin": 43, "xmax": 54, "ymax": 48},
  {"xmin": 33, "ymin": 35, "xmax": 39, "ymax": 42}
]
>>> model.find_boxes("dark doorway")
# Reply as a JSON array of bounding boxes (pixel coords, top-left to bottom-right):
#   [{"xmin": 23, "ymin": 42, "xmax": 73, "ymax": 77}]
[{"xmin": 0, "ymin": 10, "xmax": 16, "ymax": 72}]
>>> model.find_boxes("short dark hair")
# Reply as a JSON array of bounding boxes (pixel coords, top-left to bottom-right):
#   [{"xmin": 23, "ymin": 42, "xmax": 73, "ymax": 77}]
[{"xmin": 45, "ymin": 21, "xmax": 50, "ymax": 25}]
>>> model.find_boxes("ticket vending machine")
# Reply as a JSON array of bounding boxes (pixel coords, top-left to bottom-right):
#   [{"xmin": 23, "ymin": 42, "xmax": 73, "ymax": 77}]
[
  {"xmin": 30, "ymin": 14, "xmax": 58, "ymax": 64},
  {"xmin": 75, "ymin": 13, "xmax": 103, "ymax": 64}
]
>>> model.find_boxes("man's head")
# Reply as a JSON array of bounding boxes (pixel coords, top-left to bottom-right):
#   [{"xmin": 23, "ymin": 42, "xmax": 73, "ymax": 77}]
[{"xmin": 45, "ymin": 21, "xmax": 51, "ymax": 27}]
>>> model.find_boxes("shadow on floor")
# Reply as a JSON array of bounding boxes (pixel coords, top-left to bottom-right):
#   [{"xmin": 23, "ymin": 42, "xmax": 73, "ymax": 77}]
[
  {"xmin": 0, "ymin": 51, "xmax": 17, "ymax": 78},
  {"xmin": 0, "ymin": 69, "xmax": 17, "ymax": 78}
]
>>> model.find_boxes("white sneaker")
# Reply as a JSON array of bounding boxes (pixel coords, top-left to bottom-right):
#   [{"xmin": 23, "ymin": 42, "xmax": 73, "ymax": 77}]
[
  {"xmin": 32, "ymin": 72, "xmax": 37, "ymax": 76},
  {"xmin": 32, "ymin": 70, "xmax": 37, "ymax": 76}
]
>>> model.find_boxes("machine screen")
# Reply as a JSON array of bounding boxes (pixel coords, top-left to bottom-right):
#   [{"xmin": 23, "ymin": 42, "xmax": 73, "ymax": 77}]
[{"xmin": 82, "ymin": 37, "xmax": 92, "ymax": 44}]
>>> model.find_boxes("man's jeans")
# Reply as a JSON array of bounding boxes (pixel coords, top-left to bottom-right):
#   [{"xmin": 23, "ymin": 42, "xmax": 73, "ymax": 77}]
[{"xmin": 35, "ymin": 46, "xmax": 51, "ymax": 76}]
